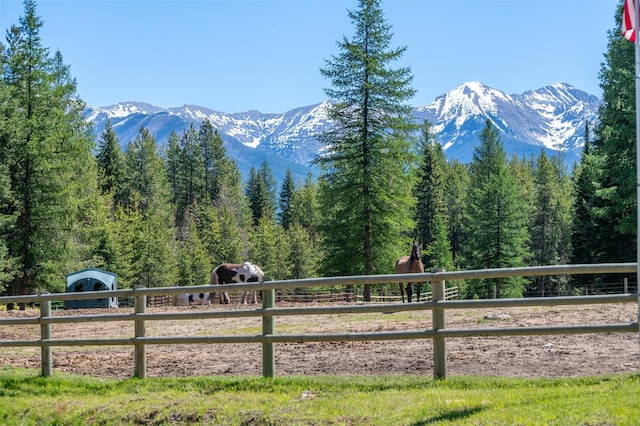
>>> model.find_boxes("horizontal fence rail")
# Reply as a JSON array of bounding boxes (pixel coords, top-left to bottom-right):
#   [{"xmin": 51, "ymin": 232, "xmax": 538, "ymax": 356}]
[{"xmin": 0, "ymin": 263, "xmax": 638, "ymax": 379}]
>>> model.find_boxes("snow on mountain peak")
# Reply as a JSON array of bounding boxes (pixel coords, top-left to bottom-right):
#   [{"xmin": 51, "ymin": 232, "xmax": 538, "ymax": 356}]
[
  {"xmin": 104, "ymin": 102, "xmax": 166, "ymax": 118},
  {"xmin": 411, "ymin": 82, "xmax": 599, "ymax": 161},
  {"xmin": 85, "ymin": 82, "xmax": 600, "ymax": 180},
  {"xmin": 422, "ymin": 81, "xmax": 514, "ymax": 130}
]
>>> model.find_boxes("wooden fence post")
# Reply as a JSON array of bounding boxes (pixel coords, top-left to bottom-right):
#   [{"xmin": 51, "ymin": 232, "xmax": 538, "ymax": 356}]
[
  {"xmin": 40, "ymin": 296, "xmax": 52, "ymax": 377},
  {"xmin": 134, "ymin": 289, "xmax": 147, "ymax": 378},
  {"xmin": 431, "ymin": 268, "xmax": 447, "ymax": 379},
  {"xmin": 262, "ymin": 288, "xmax": 275, "ymax": 378}
]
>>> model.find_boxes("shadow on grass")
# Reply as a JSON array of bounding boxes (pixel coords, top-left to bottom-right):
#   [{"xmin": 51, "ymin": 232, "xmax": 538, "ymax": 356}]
[{"xmin": 413, "ymin": 406, "xmax": 485, "ymax": 425}]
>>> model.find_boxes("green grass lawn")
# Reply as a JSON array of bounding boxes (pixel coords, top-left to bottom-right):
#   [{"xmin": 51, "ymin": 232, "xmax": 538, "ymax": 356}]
[{"xmin": 1, "ymin": 367, "xmax": 638, "ymax": 425}]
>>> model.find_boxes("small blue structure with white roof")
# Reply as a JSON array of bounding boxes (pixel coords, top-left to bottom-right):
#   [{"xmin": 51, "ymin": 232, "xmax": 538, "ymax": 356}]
[{"xmin": 64, "ymin": 268, "xmax": 118, "ymax": 309}]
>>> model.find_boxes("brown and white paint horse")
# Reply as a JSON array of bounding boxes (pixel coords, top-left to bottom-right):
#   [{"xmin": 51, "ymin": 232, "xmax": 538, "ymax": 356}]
[
  {"xmin": 395, "ymin": 241, "xmax": 424, "ymax": 303},
  {"xmin": 210, "ymin": 261, "xmax": 264, "ymax": 304}
]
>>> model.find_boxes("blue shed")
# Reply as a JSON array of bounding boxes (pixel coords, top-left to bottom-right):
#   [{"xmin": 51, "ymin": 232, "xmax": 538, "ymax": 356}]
[{"xmin": 64, "ymin": 268, "xmax": 118, "ymax": 309}]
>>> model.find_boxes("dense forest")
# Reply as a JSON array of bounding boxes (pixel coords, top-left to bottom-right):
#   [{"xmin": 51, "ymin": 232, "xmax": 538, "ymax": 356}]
[{"xmin": 0, "ymin": 0, "xmax": 636, "ymax": 301}]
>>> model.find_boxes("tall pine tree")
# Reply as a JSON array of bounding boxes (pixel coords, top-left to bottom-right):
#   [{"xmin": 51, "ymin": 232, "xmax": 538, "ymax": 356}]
[
  {"xmin": 1, "ymin": 0, "xmax": 96, "ymax": 296},
  {"xmin": 529, "ymin": 151, "xmax": 573, "ymax": 296},
  {"xmin": 0, "ymin": 37, "xmax": 14, "ymax": 292},
  {"xmin": 121, "ymin": 127, "xmax": 176, "ymax": 288},
  {"xmin": 414, "ymin": 119, "xmax": 449, "ymax": 268},
  {"xmin": 570, "ymin": 125, "xmax": 602, "ymax": 291},
  {"xmin": 165, "ymin": 130, "xmax": 181, "ymax": 207},
  {"xmin": 199, "ymin": 119, "xmax": 239, "ymax": 202},
  {"xmin": 176, "ymin": 203, "xmax": 211, "ymax": 287},
  {"xmin": 287, "ymin": 222, "xmax": 320, "ymax": 279},
  {"xmin": 290, "ymin": 173, "xmax": 321, "ymax": 240},
  {"xmin": 249, "ymin": 216, "xmax": 289, "ymax": 280},
  {"xmin": 167, "ymin": 124, "xmax": 204, "ymax": 227},
  {"xmin": 464, "ymin": 120, "xmax": 529, "ymax": 298},
  {"xmin": 278, "ymin": 169, "xmax": 296, "ymax": 230},
  {"xmin": 443, "ymin": 160, "xmax": 469, "ymax": 271},
  {"xmin": 95, "ymin": 118, "xmax": 124, "ymax": 199},
  {"xmin": 316, "ymin": 0, "xmax": 417, "ymax": 300},
  {"xmin": 246, "ymin": 162, "xmax": 277, "ymax": 225},
  {"xmin": 587, "ymin": 1, "xmax": 636, "ymax": 264}
]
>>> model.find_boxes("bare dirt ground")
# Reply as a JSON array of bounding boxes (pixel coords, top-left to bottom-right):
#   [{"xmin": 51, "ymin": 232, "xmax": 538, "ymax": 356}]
[{"xmin": 0, "ymin": 301, "xmax": 638, "ymax": 379}]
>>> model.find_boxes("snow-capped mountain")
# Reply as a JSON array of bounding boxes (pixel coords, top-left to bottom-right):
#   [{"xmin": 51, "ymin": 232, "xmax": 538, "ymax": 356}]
[
  {"xmin": 86, "ymin": 101, "xmax": 329, "ymax": 184},
  {"xmin": 85, "ymin": 82, "xmax": 600, "ymax": 183},
  {"xmin": 413, "ymin": 81, "xmax": 599, "ymax": 163}
]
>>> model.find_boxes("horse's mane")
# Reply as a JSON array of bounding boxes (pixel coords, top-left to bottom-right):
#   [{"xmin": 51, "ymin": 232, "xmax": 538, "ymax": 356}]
[{"xmin": 410, "ymin": 242, "xmax": 422, "ymax": 264}]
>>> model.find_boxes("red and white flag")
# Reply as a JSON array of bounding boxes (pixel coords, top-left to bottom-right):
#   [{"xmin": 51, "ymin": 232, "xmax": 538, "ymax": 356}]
[{"xmin": 623, "ymin": 0, "xmax": 637, "ymax": 42}]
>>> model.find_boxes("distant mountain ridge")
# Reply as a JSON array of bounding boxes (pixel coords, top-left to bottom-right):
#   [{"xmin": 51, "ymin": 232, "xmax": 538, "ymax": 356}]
[
  {"xmin": 85, "ymin": 82, "xmax": 600, "ymax": 183},
  {"xmin": 413, "ymin": 82, "xmax": 599, "ymax": 163}
]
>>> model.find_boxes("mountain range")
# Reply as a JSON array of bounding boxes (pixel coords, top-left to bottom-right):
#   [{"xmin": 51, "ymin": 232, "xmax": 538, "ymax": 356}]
[{"xmin": 85, "ymin": 81, "xmax": 600, "ymax": 184}]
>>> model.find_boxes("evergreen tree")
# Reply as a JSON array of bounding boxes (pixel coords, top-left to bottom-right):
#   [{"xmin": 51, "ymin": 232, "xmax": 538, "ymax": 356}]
[
  {"xmin": 95, "ymin": 118, "xmax": 124, "ymax": 200},
  {"xmin": 553, "ymin": 155, "xmax": 574, "ymax": 290},
  {"xmin": 176, "ymin": 204, "xmax": 211, "ymax": 287},
  {"xmin": 270, "ymin": 226, "xmax": 290, "ymax": 281},
  {"xmin": 246, "ymin": 162, "xmax": 277, "ymax": 225},
  {"xmin": 316, "ymin": 0, "xmax": 417, "ymax": 300},
  {"xmin": 469, "ymin": 120, "xmax": 505, "ymax": 180},
  {"xmin": 174, "ymin": 124, "xmax": 204, "ymax": 226},
  {"xmin": 199, "ymin": 119, "xmax": 237, "ymax": 201},
  {"xmin": 414, "ymin": 120, "xmax": 448, "ymax": 267},
  {"xmin": 290, "ymin": 173, "xmax": 321, "ymax": 240},
  {"xmin": 249, "ymin": 216, "xmax": 289, "ymax": 280},
  {"xmin": 570, "ymin": 127, "xmax": 601, "ymax": 291},
  {"xmin": 0, "ymin": 0, "xmax": 96, "ymax": 296},
  {"xmin": 529, "ymin": 151, "xmax": 573, "ymax": 296},
  {"xmin": 165, "ymin": 121, "xmax": 247, "ymax": 242},
  {"xmin": 278, "ymin": 169, "xmax": 296, "ymax": 230},
  {"xmin": 121, "ymin": 127, "xmax": 176, "ymax": 287},
  {"xmin": 200, "ymin": 194, "xmax": 247, "ymax": 265},
  {"xmin": 589, "ymin": 1, "xmax": 636, "ymax": 263},
  {"xmin": 508, "ymin": 154, "xmax": 536, "ymax": 227},
  {"xmin": 425, "ymin": 215, "xmax": 454, "ymax": 272},
  {"xmin": 259, "ymin": 161, "xmax": 277, "ymax": 215},
  {"xmin": 464, "ymin": 120, "xmax": 529, "ymax": 298},
  {"xmin": 246, "ymin": 166, "xmax": 261, "ymax": 225},
  {"xmin": 0, "ymin": 38, "xmax": 15, "ymax": 292},
  {"xmin": 288, "ymin": 173, "xmax": 324, "ymax": 277},
  {"xmin": 165, "ymin": 131, "xmax": 181, "ymax": 206},
  {"xmin": 287, "ymin": 222, "xmax": 320, "ymax": 279},
  {"xmin": 112, "ymin": 204, "xmax": 140, "ymax": 289},
  {"xmin": 0, "ymin": 170, "xmax": 12, "ymax": 293},
  {"xmin": 73, "ymin": 190, "xmax": 123, "ymax": 273},
  {"xmin": 443, "ymin": 160, "xmax": 469, "ymax": 270}
]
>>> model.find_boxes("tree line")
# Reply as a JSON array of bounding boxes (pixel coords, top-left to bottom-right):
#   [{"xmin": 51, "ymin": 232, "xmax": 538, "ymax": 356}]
[{"xmin": 0, "ymin": 0, "xmax": 634, "ymax": 301}]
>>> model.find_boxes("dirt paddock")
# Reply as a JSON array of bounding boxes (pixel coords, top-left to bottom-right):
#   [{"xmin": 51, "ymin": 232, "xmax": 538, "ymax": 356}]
[{"xmin": 0, "ymin": 301, "xmax": 638, "ymax": 379}]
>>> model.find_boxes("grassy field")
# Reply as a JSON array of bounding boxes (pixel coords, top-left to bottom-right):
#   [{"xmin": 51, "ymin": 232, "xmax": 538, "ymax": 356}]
[{"xmin": 0, "ymin": 367, "xmax": 638, "ymax": 425}]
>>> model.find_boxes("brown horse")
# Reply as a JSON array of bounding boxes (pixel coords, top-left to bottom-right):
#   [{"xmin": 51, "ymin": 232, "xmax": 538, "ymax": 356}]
[{"xmin": 395, "ymin": 241, "xmax": 424, "ymax": 303}]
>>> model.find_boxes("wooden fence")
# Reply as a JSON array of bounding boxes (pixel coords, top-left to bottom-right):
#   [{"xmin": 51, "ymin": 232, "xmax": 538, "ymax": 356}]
[
  {"xmin": 0, "ymin": 263, "xmax": 638, "ymax": 380},
  {"xmin": 355, "ymin": 285, "xmax": 459, "ymax": 302}
]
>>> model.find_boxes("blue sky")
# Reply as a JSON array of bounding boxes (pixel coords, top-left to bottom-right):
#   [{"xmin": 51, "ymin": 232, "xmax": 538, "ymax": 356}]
[{"xmin": 0, "ymin": 0, "xmax": 619, "ymax": 113}]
